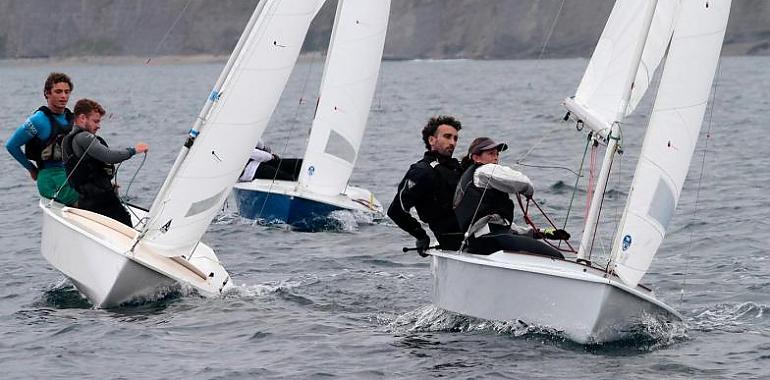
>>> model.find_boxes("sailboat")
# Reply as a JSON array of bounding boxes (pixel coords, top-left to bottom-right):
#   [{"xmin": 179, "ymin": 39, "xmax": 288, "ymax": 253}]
[
  {"xmin": 232, "ymin": 0, "xmax": 390, "ymax": 230},
  {"xmin": 39, "ymin": 0, "xmax": 327, "ymax": 307},
  {"xmin": 428, "ymin": 0, "xmax": 731, "ymax": 344}
]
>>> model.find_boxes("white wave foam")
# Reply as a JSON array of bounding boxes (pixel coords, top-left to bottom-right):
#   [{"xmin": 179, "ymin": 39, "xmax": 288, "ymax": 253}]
[{"xmin": 690, "ymin": 301, "xmax": 770, "ymax": 333}]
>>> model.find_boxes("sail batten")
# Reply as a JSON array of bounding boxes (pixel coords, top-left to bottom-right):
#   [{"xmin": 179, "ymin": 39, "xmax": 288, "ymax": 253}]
[
  {"xmin": 140, "ymin": 0, "xmax": 326, "ymax": 257},
  {"xmin": 297, "ymin": 0, "xmax": 391, "ymax": 196},
  {"xmin": 611, "ymin": 0, "xmax": 732, "ymax": 287}
]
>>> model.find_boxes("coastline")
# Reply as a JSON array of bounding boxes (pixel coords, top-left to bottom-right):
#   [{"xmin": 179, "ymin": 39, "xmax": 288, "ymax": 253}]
[{"xmin": 0, "ymin": 52, "xmax": 329, "ymax": 67}]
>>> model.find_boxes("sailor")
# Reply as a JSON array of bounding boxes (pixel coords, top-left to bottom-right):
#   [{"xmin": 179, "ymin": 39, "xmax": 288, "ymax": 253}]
[
  {"xmin": 5, "ymin": 72, "xmax": 79, "ymax": 205},
  {"xmin": 388, "ymin": 115, "xmax": 464, "ymax": 256},
  {"xmin": 453, "ymin": 137, "xmax": 567, "ymax": 258},
  {"xmin": 62, "ymin": 99, "xmax": 148, "ymax": 227},
  {"xmin": 238, "ymin": 141, "xmax": 304, "ymax": 182}
]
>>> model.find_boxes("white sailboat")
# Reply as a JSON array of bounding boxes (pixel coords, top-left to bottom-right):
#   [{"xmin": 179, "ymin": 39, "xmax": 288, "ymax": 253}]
[
  {"xmin": 429, "ymin": 0, "xmax": 731, "ymax": 343},
  {"xmin": 40, "ymin": 0, "xmax": 326, "ymax": 307},
  {"xmin": 232, "ymin": 0, "xmax": 390, "ymax": 230}
]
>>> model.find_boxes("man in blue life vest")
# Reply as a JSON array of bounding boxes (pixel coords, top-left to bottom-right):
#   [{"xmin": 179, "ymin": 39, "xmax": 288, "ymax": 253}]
[
  {"xmin": 388, "ymin": 115, "xmax": 465, "ymax": 256},
  {"xmin": 62, "ymin": 99, "xmax": 148, "ymax": 227},
  {"xmin": 5, "ymin": 72, "xmax": 79, "ymax": 205}
]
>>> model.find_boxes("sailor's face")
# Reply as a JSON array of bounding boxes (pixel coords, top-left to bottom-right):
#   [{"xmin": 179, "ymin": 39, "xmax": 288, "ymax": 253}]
[
  {"xmin": 473, "ymin": 149, "xmax": 499, "ymax": 164},
  {"xmin": 429, "ymin": 124, "xmax": 458, "ymax": 157},
  {"xmin": 45, "ymin": 82, "xmax": 71, "ymax": 113},
  {"xmin": 81, "ymin": 111, "xmax": 102, "ymax": 134}
]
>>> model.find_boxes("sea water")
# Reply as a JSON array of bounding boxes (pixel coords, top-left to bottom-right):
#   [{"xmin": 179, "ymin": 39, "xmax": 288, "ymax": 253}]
[{"xmin": 0, "ymin": 56, "xmax": 768, "ymax": 379}]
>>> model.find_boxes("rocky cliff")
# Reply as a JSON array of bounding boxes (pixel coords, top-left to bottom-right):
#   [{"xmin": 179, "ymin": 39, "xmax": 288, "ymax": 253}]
[{"xmin": 0, "ymin": 0, "xmax": 767, "ymax": 60}]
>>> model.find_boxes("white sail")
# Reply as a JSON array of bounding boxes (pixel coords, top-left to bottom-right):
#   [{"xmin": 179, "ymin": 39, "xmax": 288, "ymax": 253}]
[
  {"xmin": 297, "ymin": 0, "xmax": 391, "ymax": 196},
  {"xmin": 565, "ymin": 0, "xmax": 679, "ymax": 137},
  {"xmin": 612, "ymin": 0, "xmax": 732, "ymax": 287},
  {"xmin": 141, "ymin": 0, "xmax": 325, "ymax": 257}
]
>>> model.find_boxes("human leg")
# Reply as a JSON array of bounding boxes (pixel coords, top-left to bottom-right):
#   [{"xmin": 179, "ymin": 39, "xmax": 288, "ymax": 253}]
[{"xmin": 37, "ymin": 167, "xmax": 79, "ymax": 206}]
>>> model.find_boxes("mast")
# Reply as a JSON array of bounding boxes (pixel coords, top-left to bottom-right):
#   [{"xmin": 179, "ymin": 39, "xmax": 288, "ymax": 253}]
[
  {"xmin": 576, "ymin": 0, "xmax": 659, "ymax": 262},
  {"xmin": 143, "ymin": 0, "xmax": 269, "ymax": 230}
]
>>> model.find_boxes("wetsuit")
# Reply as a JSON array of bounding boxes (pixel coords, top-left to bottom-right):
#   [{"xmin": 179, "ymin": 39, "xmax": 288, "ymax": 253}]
[
  {"xmin": 5, "ymin": 107, "xmax": 79, "ymax": 205},
  {"xmin": 388, "ymin": 151, "xmax": 463, "ymax": 250},
  {"xmin": 454, "ymin": 163, "xmax": 563, "ymax": 259},
  {"xmin": 63, "ymin": 126, "xmax": 138, "ymax": 227}
]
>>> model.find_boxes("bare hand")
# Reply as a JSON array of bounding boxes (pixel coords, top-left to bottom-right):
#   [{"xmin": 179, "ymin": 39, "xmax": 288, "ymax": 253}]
[
  {"xmin": 29, "ymin": 168, "xmax": 38, "ymax": 181},
  {"xmin": 135, "ymin": 143, "xmax": 149, "ymax": 153}
]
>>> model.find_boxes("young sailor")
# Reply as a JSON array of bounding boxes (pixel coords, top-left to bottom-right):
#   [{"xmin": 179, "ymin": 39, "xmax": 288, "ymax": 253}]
[
  {"xmin": 62, "ymin": 99, "xmax": 148, "ymax": 227},
  {"xmin": 5, "ymin": 72, "xmax": 79, "ymax": 205},
  {"xmin": 453, "ymin": 137, "xmax": 566, "ymax": 258},
  {"xmin": 388, "ymin": 115, "xmax": 465, "ymax": 256}
]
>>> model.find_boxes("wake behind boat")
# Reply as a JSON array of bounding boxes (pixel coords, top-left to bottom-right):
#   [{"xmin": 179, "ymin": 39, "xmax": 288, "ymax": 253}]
[
  {"xmin": 234, "ymin": 0, "xmax": 390, "ymax": 229},
  {"xmin": 428, "ymin": 0, "xmax": 730, "ymax": 344}
]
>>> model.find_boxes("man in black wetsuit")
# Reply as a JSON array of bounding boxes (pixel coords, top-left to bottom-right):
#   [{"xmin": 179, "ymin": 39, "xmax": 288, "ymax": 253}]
[
  {"xmin": 62, "ymin": 99, "xmax": 148, "ymax": 227},
  {"xmin": 388, "ymin": 115, "xmax": 464, "ymax": 256}
]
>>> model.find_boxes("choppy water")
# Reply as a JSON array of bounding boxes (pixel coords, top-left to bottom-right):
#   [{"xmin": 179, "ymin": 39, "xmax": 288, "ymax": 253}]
[{"xmin": 0, "ymin": 56, "xmax": 768, "ymax": 379}]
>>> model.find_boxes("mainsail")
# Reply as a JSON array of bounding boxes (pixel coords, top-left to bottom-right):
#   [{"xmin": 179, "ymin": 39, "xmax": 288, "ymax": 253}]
[
  {"xmin": 564, "ymin": 0, "xmax": 679, "ymax": 138},
  {"xmin": 612, "ymin": 0, "xmax": 732, "ymax": 287},
  {"xmin": 140, "ymin": 0, "xmax": 326, "ymax": 257},
  {"xmin": 297, "ymin": 0, "xmax": 391, "ymax": 196}
]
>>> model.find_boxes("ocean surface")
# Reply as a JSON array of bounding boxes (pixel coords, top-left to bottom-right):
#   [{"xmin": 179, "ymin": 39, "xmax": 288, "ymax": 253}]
[{"xmin": 0, "ymin": 56, "xmax": 768, "ymax": 379}]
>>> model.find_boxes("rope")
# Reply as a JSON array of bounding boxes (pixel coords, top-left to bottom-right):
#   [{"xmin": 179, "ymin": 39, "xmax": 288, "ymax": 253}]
[
  {"xmin": 253, "ymin": 51, "xmax": 323, "ymax": 223},
  {"xmin": 680, "ymin": 60, "xmax": 722, "ymax": 305},
  {"xmin": 144, "ymin": 0, "xmax": 194, "ymax": 64},
  {"xmin": 562, "ymin": 136, "xmax": 592, "ymax": 233},
  {"xmin": 48, "ymin": 132, "xmax": 98, "ymax": 207},
  {"xmin": 530, "ymin": 0, "xmax": 567, "ymax": 78},
  {"xmin": 116, "ymin": 152, "xmax": 148, "ymax": 226},
  {"xmin": 516, "ymin": 195, "xmax": 576, "ymax": 253}
]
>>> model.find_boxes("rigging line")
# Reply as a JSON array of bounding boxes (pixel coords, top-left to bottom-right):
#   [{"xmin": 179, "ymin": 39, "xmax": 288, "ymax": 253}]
[
  {"xmin": 515, "ymin": 162, "xmax": 580, "ymax": 177},
  {"xmin": 48, "ymin": 132, "xmax": 99, "ymax": 208},
  {"xmin": 514, "ymin": 119, "xmax": 563, "ymax": 164},
  {"xmin": 121, "ymin": 152, "xmax": 148, "ymax": 204},
  {"xmin": 586, "ymin": 145, "xmax": 616, "ymax": 262},
  {"xmin": 531, "ymin": 0, "xmax": 567, "ymax": 76},
  {"xmin": 255, "ymin": 51, "xmax": 322, "ymax": 223},
  {"xmin": 680, "ymin": 59, "xmax": 721, "ymax": 305},
  {"xmin": 145, "ymin": 0, "xmax": 194, "ymax": 64},
  {"xmin": 562, "ymin": 136, "xmax": 592, "ymax": 234}
]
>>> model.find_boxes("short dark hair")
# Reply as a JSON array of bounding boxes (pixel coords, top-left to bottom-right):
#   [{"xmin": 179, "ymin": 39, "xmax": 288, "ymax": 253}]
[
  {"xmin": 43, "ymin": 72, "xmax": 73, "ymax": 96},
  {"xmin": 73, "ymin": 98, "xmax": 106, "ymax": 117},
  {"xmin": 421, "ymin": 115, "xmax": 462, "ymax": 150}
]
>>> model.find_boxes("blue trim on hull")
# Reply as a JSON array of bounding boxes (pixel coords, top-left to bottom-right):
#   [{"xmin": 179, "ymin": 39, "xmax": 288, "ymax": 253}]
[{"xmin": 233, "ymin": 188, "xmax": 347, "ymax": 231}]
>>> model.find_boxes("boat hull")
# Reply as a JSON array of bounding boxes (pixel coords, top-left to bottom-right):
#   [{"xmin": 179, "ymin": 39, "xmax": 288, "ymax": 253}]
[
  {"xmin": 40, "ymin": 200, "xmax": 232, "ymax": 308},
  {"xmin": 233, "ymin": 179, "xmax": 382, "ymax": 229},
  {"xmin": 430, "ymin": 250, "xmax": 682, "ymax": 344}
]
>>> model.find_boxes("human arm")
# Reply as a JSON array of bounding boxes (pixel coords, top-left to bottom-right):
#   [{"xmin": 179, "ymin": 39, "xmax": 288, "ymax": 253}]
[
  {"xmin": 5, "ymin": 118, "xmax": 40, "ymax": 174},
  {"xmin": 387, "ymin": 165, "xmax": 433, "ymax": 242},
  {"xmin": 249, "ymin": 148, "xmax": 273, "ymax": 163},
  {"xmin": 73, "ymin": 133, "xmax": 135, "ymax": 164},
  {"xmin": 473, "ymin": 163, "xmax": 534, "ymax": 198}
]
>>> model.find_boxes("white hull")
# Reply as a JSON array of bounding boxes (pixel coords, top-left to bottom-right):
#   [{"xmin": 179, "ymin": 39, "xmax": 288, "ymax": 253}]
[
  {"xmin": 40, "ymin": 200, "xmax": 233, "ymax": 308},
  {"xmin": 430, "ymin": 249, "xmax": 682, "ymax": 344}
]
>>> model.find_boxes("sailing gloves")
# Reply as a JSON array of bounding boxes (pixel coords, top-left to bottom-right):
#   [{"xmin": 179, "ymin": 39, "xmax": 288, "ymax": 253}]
[
  {"xmin": 536, "ymin": 227, "xmax": 571, "ymax": 240},
  {"xmin": 415, "ymin": 234, "xmax": 431, "ymax": 257}
]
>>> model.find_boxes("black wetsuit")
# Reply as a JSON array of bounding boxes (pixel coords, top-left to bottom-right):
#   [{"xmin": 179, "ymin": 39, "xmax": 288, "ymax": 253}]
[
  {"xmin": 63, "ymin": 126, "xmax": 137, "ymax": 227},
  {"xmin": 388, "ymin": 151, "xmax": 463, "ymax": 250},
  {"xmin": 454, "ymin": 163, "xmax": 563, "ymax": 258}
]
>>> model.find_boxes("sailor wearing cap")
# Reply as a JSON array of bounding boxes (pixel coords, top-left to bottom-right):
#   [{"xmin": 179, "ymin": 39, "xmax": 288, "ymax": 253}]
[{"xmin": 453, "ymin": 137, "xmax": 565, "ymax": 258}]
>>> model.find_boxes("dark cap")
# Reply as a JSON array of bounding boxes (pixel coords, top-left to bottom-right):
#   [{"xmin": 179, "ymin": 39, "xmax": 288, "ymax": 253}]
[{"xmin": 468, "ymin": 137, "xmax": 508, "ymax": 156}]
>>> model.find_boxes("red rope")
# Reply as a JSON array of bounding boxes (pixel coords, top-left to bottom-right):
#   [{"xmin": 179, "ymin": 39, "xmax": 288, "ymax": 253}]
[{"xmin": 515, "ymin": 194, "xmax": 577, "ymax": 253}]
